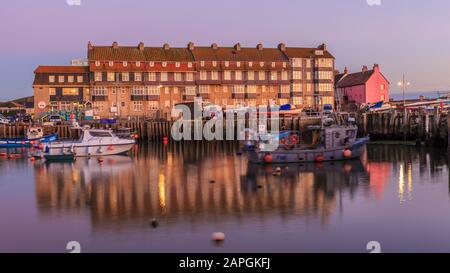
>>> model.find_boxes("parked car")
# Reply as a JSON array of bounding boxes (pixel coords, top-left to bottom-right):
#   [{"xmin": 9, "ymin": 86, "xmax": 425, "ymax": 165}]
[
  {"xmin": 48, "ymin": 114, "xmax": 63, "ymax": 124},
  {"xmin": 0, "ymin": 114, "xmax": 10, "ymax": 124}
]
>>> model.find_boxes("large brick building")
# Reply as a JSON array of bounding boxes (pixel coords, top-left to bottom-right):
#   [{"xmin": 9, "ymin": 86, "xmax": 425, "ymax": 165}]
[{"xmin": 33, "ymin": 42, "xmax": 335, "ymax": 119}]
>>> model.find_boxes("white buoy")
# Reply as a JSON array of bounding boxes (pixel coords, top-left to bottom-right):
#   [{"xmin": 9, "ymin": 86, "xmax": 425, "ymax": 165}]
[{"xmin": 211, "ymin": 232, "xmax": 225, "ymax": 242}]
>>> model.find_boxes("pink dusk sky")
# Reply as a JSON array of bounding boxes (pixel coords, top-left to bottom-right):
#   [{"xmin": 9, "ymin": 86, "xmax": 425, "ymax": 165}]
[{"xmin": 0, "ymin": 0, "xmax": 450, "ymax": 100}]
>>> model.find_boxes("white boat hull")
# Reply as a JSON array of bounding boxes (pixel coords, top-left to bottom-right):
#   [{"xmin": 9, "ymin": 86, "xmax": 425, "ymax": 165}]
[{"xmin": 46, "ymin": 143, "xmax": 134, "ymax": 157}]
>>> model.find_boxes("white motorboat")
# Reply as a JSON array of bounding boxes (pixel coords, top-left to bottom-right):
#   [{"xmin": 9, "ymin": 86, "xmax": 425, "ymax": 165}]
[{"xmin": 42, "ymin": 127, "xmax": 135, "ymax": 157}]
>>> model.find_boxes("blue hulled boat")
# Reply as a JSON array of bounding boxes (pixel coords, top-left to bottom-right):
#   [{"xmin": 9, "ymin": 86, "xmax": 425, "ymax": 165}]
[{"xmin": 0, "ymin": 127, "xmax": 58, "ymax": 148}]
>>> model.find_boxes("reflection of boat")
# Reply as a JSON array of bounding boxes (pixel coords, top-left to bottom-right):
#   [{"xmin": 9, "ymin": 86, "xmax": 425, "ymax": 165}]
[
  {"xmin": 42, "ymin": 128, "xmax": 135, "ymax": 157},
  {"xmin": 0, "ymin": 127, "xmax": 57, "ymax": 148},
  {"xmin": 249, "ymin": 115, "xmax": 369, "ymax": 163}
]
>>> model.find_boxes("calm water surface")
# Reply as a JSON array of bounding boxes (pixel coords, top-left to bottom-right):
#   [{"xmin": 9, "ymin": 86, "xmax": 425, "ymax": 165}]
[{"xmin": 0, "ymin": 143, "xmax": 449, "ymax": 253}]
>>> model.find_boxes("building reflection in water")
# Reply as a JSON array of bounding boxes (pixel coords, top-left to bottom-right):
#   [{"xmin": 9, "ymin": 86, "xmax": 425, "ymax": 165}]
[{"xmin": 32, "ymin": 142, "xmax": 447, "ymax": 230}]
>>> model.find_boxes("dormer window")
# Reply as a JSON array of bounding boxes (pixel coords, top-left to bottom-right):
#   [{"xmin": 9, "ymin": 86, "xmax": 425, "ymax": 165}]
[
  {"xmin": 200, "ymin": 61, "xmax": 205, "ymax": 67},
  {"xmin": 271, "ymin": 62, "xmax": 275, "ymax": 68},
  {"xmin": 283, "ymin": 62, "xmax": 287, "ymax": 68},
  {"xmin": 224, "ymin": 61, "xmax": 229, "ymax": 67},
  {"xmin": 259, "ymin": 62, "xmax": 264, "ymax": 67},
  {"xmin": 109, "ymin": 61, "xmax": 114, "ymax": 67},
  {"xmin": 212, "ymin": 61, "xmax": 217, "ymax": 67},
  {"xmin": 248, "ymin": 62, "xmax": 253, "ymax": 67},
  {"xmin": 149, "ymin": 61, "xmax": 154, "ymax": 67},
  {"xmin": 136, "ymin": 61, "xmax": 141, "ymax": 67},
  {"xmin": 175, "ymin": 62, "xmax": 180, "ymax": 68},
  {"xmin": 162, "ymin": 62, "xmax": 167, "ymax": 67},
  {"xmin": 236, "ymin": 62, "xmax": 241, "ymax": 67},
  {"xmin": 123, "ymin": 61, "xmax": 128, "ymax": 67},
  {"xmin": 188, "ymin": 62, "xmax": 192, "ymax": 68},
  {"xmin": 95, "ymin": 61, "xmax": 100, "ymax": 67}
]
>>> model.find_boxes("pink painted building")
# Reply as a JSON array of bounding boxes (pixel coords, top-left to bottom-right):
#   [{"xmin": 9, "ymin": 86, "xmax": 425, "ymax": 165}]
[{"xmin": 335, "ymin": 64, "xmax": 389, "ymax": 106}]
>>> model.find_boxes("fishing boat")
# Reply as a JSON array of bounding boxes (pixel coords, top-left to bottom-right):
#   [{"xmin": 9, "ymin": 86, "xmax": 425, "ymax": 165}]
[
  {"xmin": 41, "ymin": 127, "xmax": 135, "ymax": 157},
  {"xmin": 0, "ymin": 126, "xmax": 57, "ymax": 148},
  {"xmin": 248, "ymin": 114, "xmax": 369, "ymax": 164}
]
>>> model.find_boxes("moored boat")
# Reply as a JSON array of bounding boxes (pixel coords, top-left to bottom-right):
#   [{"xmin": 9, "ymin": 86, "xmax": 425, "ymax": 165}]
[
  {"xmin": 249, "ymin": 114, "xmax": 369, "ymax": 164},
  {"xmin": 0, "ymin": 126, "xmax": 57, "ymax": 148},
  {"xmin": 41, "ymin": 127, "xmax": 135, "ymax": 157}
]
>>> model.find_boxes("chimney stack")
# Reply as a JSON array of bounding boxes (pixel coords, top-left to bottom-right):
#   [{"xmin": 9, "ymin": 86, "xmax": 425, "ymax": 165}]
[
  {"xmin": 278, "ymin": 43, "xmax": 286, "ymax": 51},
  {"xmin": 319, "ymin": 43, "xmax": 327, "ymax": 51},
  {"xmin": 256, "ymin": 43, "xmax": 263, "ymax": 51},
  {"xmin": 163, "ymin": 43, "xmax": 170, "ymax": 50},
  {"xmin": 112, "ymin": 41, "xmax": 119, "ymax": 49},
  {"xmin": 234, "ymin": 43, "xmax": 241, "ymax": 51},
  {"xmin": 362, "ymin": 65, "xmax": 368, "ymax": 72},
  {"xmin": 373, "ymin": 63, "xmax": 379, "ymax": 72},
  {"xmin": 138, "ymin": 42, "xmax": 144, "ymax": 51},
  {"xmin": 187, "ymin": 42, "xmax": 195, "ymax": 51},
  {"xmin": 211, "ymin": 43, "xmax": 218, "ymax": 50},
  {"xmin": 88, "ymin": 41, "xmax": 93, "ymax": 51}
]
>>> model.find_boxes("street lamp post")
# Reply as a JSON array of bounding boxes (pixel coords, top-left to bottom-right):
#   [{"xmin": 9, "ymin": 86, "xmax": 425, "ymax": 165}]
[{"xmin": 397, "ymin": 74, "xmax": 410, "ymax": 106}]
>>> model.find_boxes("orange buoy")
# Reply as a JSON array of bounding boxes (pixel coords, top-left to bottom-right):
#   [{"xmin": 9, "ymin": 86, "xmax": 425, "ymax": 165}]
[
  {"xmin": 107, "ymin": 145, "xmax": 114, "ymax": 151},
  {"xmin": 38, "ymin": 144, "xmax": 44, "ymax": 150},
  {"xmin": 30, "ymin": 157, "xmax": 36, "ymax": 162},
  {"xmin": 30, "ymin": 140, "xmax": 35, "ymax": 145},
  {"xmin": 343, "ymin": 149, "xmax": 352, "ymax": 158},
  {"xmin": 263, "ymin": 153, "xmax": 273, "ymax": 163},
  {"xmin": 134, "ymin": 134, "xmax": 139, "ymax": 139},
  {"xmin": 211, "ymin": 232, "xmax": 225, "ymax": 242},
  {"xmin": 8, "ymin": 155, "xmax": 15, "ymax": 160},
  {"xmin": 315, "ymin": 155, "xmax": 325, "ymax": 162}
]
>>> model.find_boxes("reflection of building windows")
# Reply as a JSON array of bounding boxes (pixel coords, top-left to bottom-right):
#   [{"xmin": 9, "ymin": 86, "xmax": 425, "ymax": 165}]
[
  {"xmin": 49, "ymin": 88, "xmax": 56, "ymax": 95},
  {"xmin": 62, "ymin": 88, "xmax": 79, "ymax": 96}
]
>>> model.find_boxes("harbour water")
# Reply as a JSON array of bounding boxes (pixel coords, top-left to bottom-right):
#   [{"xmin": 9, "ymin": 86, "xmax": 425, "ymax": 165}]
[{"xmin": 0, "ymin": 143, "xmax": 449, "ymax": 253}]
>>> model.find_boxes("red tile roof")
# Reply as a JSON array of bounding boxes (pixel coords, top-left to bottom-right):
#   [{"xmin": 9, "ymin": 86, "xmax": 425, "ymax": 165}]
[
  {"xmin": 191, "ymin": 46, "xmax": 288, "ymax": 62},
  {"xmin": 335, "ymin": 70, "xmax": 375, "ymax": 88},
  {"xmin": 88, "ymin": 46, "xmax": 194, "ymax": 62},
  {"xmin": 284, "ymin": 47, "xmax": 334, "ymax": 59},
  {"xmin": 34, "ymin": 66, "xmax": 89, "ymax": 74}
]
